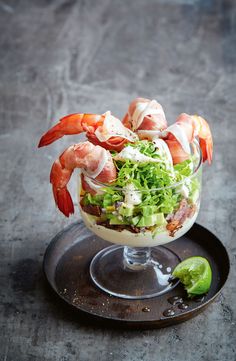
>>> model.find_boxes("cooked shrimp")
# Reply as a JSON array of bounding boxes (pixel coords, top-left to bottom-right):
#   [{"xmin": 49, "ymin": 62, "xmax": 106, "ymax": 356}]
[
  {"xmin": 50, "ymin": 141, "xmax": 116, "ymax": 217},
  {"xmin": 192, "ymin": 115, "xmax": 213, "ymax": 164},
  {"xmin": 165, "ymin": 113, "xmax": 213, "ymax": 164},
  {"xmin": 38, "ymin": 111, "xmax": 138, "ymax": 151},
  {"xmin": 122, "ymin": 97, "xmax": 167, "ymax": 131}
]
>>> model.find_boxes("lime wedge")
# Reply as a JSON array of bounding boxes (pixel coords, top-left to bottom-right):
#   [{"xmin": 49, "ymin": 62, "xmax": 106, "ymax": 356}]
[{"xmin": 172, "ymin": 256, "xmax": 212, "ymax": 297}]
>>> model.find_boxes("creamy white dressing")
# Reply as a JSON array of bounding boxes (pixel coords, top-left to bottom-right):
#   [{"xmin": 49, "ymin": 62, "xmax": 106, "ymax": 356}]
[
  {"xmin": 80, "ymin": 207, "xmax": 199, "ymax": 247},
  {"xmin": 114, "ymin": 145, "xmax": 161, "ymax": 163},
  {"xmin": 153, "ymin": 264, "xmax": 171, "ymax": 285},
  {"xmin": 114, "ymin": 141, "xmax": 176, "ymax": 179},
  {"xmin": 124, "ymin": 183, "xmax": 142, "ymax": 205},
  {"xmin": 153, "ymin": 138, "xmax": 174, "ymax": 175}
]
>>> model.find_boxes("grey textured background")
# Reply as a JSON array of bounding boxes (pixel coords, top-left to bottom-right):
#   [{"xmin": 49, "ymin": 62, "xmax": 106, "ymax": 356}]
[{"xmin": 0, "ymin": 0, "xmax": 235, "ymax": 360}]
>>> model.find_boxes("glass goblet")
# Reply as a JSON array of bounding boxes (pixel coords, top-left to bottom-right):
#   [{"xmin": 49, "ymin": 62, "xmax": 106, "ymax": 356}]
[{"xmin": 78, "ymin": 143, "xmax": 202, "ymax": 299}]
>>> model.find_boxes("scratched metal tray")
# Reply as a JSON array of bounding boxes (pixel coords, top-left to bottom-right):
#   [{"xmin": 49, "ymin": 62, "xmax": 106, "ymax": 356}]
[{"xmin": 43, "ymin": 221, "xmax": 229, "ymax": 328}]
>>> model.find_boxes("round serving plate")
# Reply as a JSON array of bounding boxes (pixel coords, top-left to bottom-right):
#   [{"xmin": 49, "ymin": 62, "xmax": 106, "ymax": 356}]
[{"xmin": 43, "ymin": 221, "xmax": 230, "ymax": 329}]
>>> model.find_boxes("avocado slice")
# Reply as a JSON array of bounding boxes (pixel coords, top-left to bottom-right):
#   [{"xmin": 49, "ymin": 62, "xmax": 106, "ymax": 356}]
[
  {"xmin": 137, "ymin": 213, "xmax": 167, "ymax": 227},
  {"xmin": 103, "ymin": 194, "xmax": 112, "ymax": 208},
  {"xmin": 131, "ymin": 215, "xmax": 141, "ymax": 226},
  {"xmin": 118, "ymin": 204, "xmax": 134, "ymax": 217},
  {"xmin": 141, "ymin": 205, "xmax": 158, "ymax": 216},
  {"xmin": 109, "ymin": 215, "xmax": 127, "ymax": 225}
]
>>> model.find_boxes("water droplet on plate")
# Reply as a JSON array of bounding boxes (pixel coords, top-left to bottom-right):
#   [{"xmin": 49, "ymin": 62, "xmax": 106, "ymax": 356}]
[
  {"xmin": 178, "ymin": 303, "xmax": 189, "ymax": 310},
  {"xmin": 163, "ymin": 308, "xmax": 175, "ymax": 317},
  {"xmin": 167, "ymin": 296, "xmax": 183, "ymax": 305},
  {"xmin": 142, "ymin": 307, "xmax": 151, "ymax": 312}
]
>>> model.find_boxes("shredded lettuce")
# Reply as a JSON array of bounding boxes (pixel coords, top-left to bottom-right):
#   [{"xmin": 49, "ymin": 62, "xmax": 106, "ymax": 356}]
[
  {"xmin": 81, "ymin": 140, "xmax": 201, "ymax": 228},
  {"xmin": 127, "ymin": 140, "xmax": 161, "ymax": 159},
  {"xmin": 174, "ymin": 159, "xmax": 193, "ymax": 180}
]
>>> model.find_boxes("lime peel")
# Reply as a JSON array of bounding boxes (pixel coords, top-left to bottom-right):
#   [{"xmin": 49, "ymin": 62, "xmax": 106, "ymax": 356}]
[{"xmin": 172, "ymin": 256, "xmax": 212, "ymax": 297}]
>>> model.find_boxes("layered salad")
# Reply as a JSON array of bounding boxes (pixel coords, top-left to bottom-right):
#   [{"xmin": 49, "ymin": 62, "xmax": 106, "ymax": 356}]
[
  {"xmin": 38, "ymin": 96, "xmax": 212, "ymax": 247},
  {"xmin": 79, "ymin": 139, "xmax": 201, "ymax": 247}
]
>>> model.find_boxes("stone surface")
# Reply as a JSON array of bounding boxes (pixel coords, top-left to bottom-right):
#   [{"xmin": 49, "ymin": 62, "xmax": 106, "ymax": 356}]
[{"xmin": 0, "ymin": 0, "xmax": 235, "ymax": 360}]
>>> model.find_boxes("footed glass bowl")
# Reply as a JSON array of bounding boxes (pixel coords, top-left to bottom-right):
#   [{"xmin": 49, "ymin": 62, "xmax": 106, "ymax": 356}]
[{"xmin": 78, "ymin": 143, "xmax": 202, "ymax": 299}]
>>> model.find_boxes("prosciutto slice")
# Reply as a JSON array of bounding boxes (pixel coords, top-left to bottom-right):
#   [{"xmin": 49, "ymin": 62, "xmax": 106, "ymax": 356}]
[
  {"xmin": 163, "ymin": 123, "xmax": 191, "ymax": 154},
  {"xmin": 95, "ymin": 111, "xmax": 138, "ymax": 143},
  {"xmin": 123, "ymin": 98, "xmax": 167, "ymax": 131}
]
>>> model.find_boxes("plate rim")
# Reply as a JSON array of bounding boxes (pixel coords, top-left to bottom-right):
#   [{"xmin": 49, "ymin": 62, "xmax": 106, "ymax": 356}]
[{"xmin": 43, "ymin": 221, "xmax": 230, "ymax": 326}]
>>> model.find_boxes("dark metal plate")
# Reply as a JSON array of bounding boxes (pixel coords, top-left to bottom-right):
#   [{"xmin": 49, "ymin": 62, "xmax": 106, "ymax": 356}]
[{"xmin": 43, "ymin": 222, "xmax": 230, "ymax": 328}]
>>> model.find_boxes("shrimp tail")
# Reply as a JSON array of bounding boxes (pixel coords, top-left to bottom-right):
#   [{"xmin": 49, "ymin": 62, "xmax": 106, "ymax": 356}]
[
  {"xmin": 38, "ymin": 112, "xmax": 135, "ymax": 152},
  {"xmin": 53, "ymin": 186, "xmax": 74, "ymax": 217},
  {"xmin": 199, "ymin": 137, "xmax": 213, "ymax": 164},
  {"xmin": 38, "ymin": 114, "xmax": 85, "ymax": 147},
  {"xmin": 38, "ymin": 123, "xmax": 65, "ymax": 147},
  {"xmin": 193, "ymin": 115, "xmax": 213, "ymax": 164},
  {"xmin": 49, "ymin": 142, "xmax": 117, "ymax": 217},
  {"xmin": 50, "ymin": 157, "xmax": 75, "ymax": 217}
]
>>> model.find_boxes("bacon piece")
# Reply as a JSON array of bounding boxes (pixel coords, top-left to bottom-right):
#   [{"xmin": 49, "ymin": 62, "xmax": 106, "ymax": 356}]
[
  {"xmin": 81, "ymin": 204, "xmax": 102, "ymax": 217},
  {"xmin": 167, "ymin": 199, "xmax": 197, "ymax": 236}
]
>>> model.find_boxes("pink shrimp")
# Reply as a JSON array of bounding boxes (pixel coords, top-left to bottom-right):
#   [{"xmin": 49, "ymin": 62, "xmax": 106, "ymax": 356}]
[
  {"xmin": 122, "ymin": 97, "xmax": 167, "ymax": 131},
  {"xmin": 165, "ymin": 113, "xmax": 213, "ymax": 164},
  {"xmin": 38, "ymin": 111, "xmax": 137, "ymax": 152},
  {"xmin": 50, "ymin": 141, "xmax": 116, "ymax": 217}
]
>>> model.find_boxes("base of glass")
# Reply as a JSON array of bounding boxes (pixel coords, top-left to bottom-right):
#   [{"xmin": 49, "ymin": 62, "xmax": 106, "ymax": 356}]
[{"xmin": 90, "ymin": 245, "xmax": 181, "ymax": 299}]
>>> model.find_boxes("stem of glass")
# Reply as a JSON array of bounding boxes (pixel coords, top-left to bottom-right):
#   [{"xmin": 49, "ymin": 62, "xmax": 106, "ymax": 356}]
[{"xmin": 123, "ymin": 246, "xmax": 151, "ymax": 270}]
